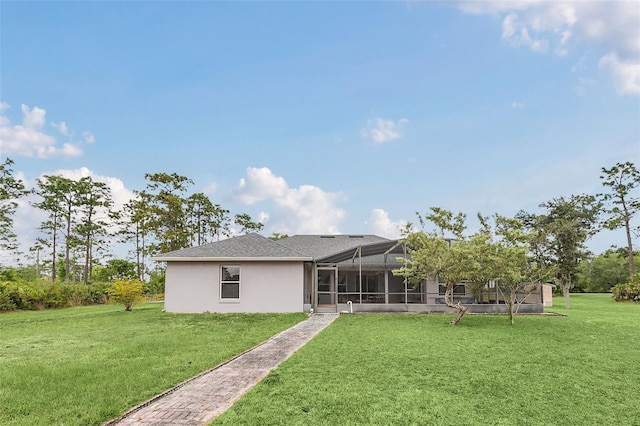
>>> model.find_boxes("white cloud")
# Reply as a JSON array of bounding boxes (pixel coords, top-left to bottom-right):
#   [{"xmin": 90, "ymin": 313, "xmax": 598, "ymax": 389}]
[
  {"xmin": 52, "ymin": 121, "xmax": 70, "ymax": 136},
  {"xmin": 502, "ymin": 13, "xmax": 549, "ymax": 53},
  {"xmin": 365, "ymin": 209, "xmax": 407, "ymax": 239},
  {"xmin": 361, "ymin": 117, "xmax": 409, "ymax": 144},
  {"xmin": 599, "ymin": 52, "xmax": 640, "ymax": 95},
  {"xmin": 23, "ymin": 104, "xmax": 46, "ymax": 128},
  {"xmin": 83, "ymin": 132, "xmax": 95, "ymax": 144},
  {"xmin": 458, "ymin": 1, "xmax": 640, "ymax": 95},
  {"xmin": 231, "ymin": 167, "xmax": 346, "ymax": 234},
  {"xmin": 233, "ymin": 166, "xmax": 288, "ymax": 204},
  {"xmin": 571, "ymin": 50, "xmax": 590, "ymax": 72},
  {"xmin": 257, "ymin": 211, "xmax": 269, "ymax": 224},
  {"xmin": 511, "ymin": 101, "xmax": 525, "ymax": 108},
  {"xmin": 0, "ymin": 102, "xmax": 9, "ymax": 113},
  {"xmin": 0, "ymin": 103, "xmax": 90, "ymax": 158},
  {"xmin": 275, "ymin": 184, "xmax": 346, "ymax": 234}
]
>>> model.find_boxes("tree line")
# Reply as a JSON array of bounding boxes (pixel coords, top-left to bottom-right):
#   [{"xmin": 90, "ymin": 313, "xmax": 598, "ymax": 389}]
[
  {"xmin": 0, "ymin": 158, "xmax": 638, "ymax": 309},
  {"xmin": 0, "ymin": 160, "xmax": 264, "ymax": 284}
]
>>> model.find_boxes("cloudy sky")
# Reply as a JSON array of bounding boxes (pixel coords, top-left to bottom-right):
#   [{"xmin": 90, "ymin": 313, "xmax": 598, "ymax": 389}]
[{"xmin": 1, "ymin": 1, "xmax": 638, "ymax": 259}]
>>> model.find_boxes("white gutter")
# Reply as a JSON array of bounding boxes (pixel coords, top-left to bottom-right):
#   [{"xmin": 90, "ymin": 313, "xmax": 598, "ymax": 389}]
[{"xmin": 152, "ymin": 256, "xmax": 313, "ymax": 262}]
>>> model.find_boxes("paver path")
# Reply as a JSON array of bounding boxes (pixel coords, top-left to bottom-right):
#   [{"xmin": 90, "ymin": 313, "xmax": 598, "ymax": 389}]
[{"xmin": 106, "ymin": 313, "xmax": 339, "ymax": 426}]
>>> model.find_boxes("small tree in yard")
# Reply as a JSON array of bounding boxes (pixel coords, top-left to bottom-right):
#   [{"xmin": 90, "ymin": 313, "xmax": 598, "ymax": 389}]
[
  {"xmin": 109, "ymin": 279, "xmax": 145, "ymax": 311},
  {"xmin": 394, "ymin": 208, "xmax": 472, "ymax": 326},
  {"xmin": 493, "ymin": 215, "xmax": 551, "ymax": 325}
]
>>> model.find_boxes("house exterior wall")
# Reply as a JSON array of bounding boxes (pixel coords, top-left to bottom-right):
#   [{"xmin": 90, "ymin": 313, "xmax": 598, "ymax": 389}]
[
  {"xmin": 164, "ymin": 261, "xmax": 304, "ymax": 313},
  {"xmin": 543, "ymin": 283, "xmax": 553, "ymax": 306}
]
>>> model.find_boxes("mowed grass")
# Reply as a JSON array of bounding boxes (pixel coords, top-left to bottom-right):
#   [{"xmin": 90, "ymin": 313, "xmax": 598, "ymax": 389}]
[
  {"xmin": 215, "ymin": 294, "xmax": 640, "ymax": 426},
  {"xmin": 0, "ymin": 303, "xmax": 306, "ymax": 425}
]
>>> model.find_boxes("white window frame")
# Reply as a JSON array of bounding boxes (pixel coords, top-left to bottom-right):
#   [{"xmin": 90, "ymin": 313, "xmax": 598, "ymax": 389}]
[{"xmin": 220, "ymin": 265, "xmax": 240, "ymax": 302}]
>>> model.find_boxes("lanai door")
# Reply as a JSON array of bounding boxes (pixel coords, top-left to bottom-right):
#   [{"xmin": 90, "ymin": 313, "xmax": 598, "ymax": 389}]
[{"xmin": 317, "ymin": 268, "xmax": 337, "ymax": 311}]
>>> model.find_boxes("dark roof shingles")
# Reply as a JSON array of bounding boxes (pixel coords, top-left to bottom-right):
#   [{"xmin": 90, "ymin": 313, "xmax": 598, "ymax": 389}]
[
  {"xmin": 156, "ymin": 233, "xmax": 308, "ymax": 259},
  {"xmin": 275, "ymin": 234, "xmax": 390, "ymax": 259}
]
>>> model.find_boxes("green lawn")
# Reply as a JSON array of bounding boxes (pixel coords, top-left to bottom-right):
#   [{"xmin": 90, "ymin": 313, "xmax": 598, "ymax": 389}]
[
  {"xmin": 0, "ymin": 303, "xmax": 306, "ymax": 425},
  {"xmin": 215, "ymin": 294, "xmax": 640, "ymax": 426}
]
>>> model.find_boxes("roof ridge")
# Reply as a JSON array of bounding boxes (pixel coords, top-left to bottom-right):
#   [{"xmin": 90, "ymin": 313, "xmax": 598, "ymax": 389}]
[{"xmin": 267, "ymin": 236, "xmax": 311, "ymax": 258}]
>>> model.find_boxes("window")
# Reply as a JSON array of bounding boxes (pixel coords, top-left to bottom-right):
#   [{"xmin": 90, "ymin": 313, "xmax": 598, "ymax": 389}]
[
  {"xmin": 439, "ymin": 284, "xmax": 465, "ymax": 295},
  {"xmin": 221, "ymin": 266, "xmax": 240, "ymax": 299}
]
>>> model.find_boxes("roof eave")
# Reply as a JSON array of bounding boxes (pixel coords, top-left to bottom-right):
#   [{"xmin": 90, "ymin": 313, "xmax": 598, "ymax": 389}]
[{"xmin": 152, "ymin": 256, "xmax": 314, "ymax": 262}]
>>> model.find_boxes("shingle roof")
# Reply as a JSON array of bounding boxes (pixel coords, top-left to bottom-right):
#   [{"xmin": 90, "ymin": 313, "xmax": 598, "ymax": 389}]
[
  {"xmin": 152, "ymin": 233, "xmax": 311, "ymax": 261},
  {"xmin": 275, "ymin": 234, "xmax": 391, "ymax": 259},
  {"xmin": 152, "ymin": 233, "xmax": 402, "ymax": 263}
]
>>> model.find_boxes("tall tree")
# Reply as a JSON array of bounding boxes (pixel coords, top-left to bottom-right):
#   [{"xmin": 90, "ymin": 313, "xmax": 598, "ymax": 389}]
[
  {"xmin": 117, "ymin": 198, "xmax": 152, "ymax": 281},
  {"xmin": 517, "ymin": 195, "xmax": 601, "ymax": 309},
  {"xmin": 599, "ymin": 161, "xmax": 640, "ymax": 276},
  {"xmin": 33, "ymin": 175, "xmax": 68, "ymax": 281},
  {"xmin": 234, "ymin": 213, "xmax": 264, "ymax": 235},
  {"xmin": 0, "ymin": 158, "xmax": 29, "ymax": 253},
  {"xmin": 186, "ymin": 193, "xmax": 230, "ymax": 245},
  {"xmin": 56, "ymin": 176, "xmax": 82, "ymax": 282},
  {"xmin": 139, "ymin": 172, "xmax": 193, "ymax": 254},
  {"xmin": 75, "ymin": 177, "xmax": 113, "ymax": 284}
]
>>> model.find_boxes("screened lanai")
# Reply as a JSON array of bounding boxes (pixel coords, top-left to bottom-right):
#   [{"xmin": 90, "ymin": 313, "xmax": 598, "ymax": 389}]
[{"xmin": 303, "ymin": 238, "xmax": 546, "ymax": 314}]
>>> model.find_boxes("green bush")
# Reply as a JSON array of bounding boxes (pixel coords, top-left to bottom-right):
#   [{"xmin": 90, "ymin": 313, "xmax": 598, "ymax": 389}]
[
  {"xmin": 24, "ymin": 283, "xmax": 48, "ymax": 310},
  {"xmin": 0, "ymin": 279, "xmax": 111, "ymax": 312},
  {"xmin": 0, "ymin": 281, "xmax": 31, "ymax": 311},
  {"xmin": 45, "ymin": 283, "xmax": 67, "ymax": 308},
  {"xmin": 61, "ymin": 283, "xmax": 85, "ymax": 307},
  {"xmin": 85, "ymin": 281, "xmax": 110, "ymax": 304},
  {"xmin": 144, "ymin": 271, "xmax": 165, "ymax": 299},
  {"xmin": 0, "ymin": 281, "xmax": 20, "ymax": 311},
  {"xmin": 612, "ymin": 273, "xmax": 640, "ymax": 302}
]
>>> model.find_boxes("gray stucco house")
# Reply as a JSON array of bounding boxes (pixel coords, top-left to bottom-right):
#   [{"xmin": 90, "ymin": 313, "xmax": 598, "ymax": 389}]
[{"xmin": 154, "ymin": 233, "xmax": 547, "ymax": 314}]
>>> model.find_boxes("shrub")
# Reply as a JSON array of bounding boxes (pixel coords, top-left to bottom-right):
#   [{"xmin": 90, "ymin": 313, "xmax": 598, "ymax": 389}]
[
  {"xmin": 0, "ymin": 281, "xmax": 19, "ymax": 311},
  {"xmin": 144, "ymin": 271, "xmax": 165, "ymax": 300},
  {"xmin": 45, "ymin": 283, "xmax": 67, "ymax": 309},
  {"xmin": 85, "ymin": 281, "xmax": 110, "ymax": 305},
  {"xmin": 0, "ymin": 281, "xmax": 31, "ymax": 311},
  {"xmin": 24, "ymin": 283, "xmax": 48, "ymax": 310},
  {"xmin": 61, "ymin": 283, "xmax": 82, "ymax": 307},
  {"xmin": 612, "ymin": 273, "xmax": 640, "ymax": 302},
  {"xmin": 108, "ymin": 279, "xmax": 145, "ymax": 311}
]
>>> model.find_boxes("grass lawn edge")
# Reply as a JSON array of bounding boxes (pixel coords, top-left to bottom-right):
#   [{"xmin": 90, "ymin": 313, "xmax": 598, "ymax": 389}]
[{"xmin": 101, "ymin": 312, "xmax": 310, "ymax": 425}]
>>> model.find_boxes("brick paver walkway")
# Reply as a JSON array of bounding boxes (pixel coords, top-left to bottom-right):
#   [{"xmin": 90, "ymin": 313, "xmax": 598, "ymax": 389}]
[{"xmin": 105, "ymin": 313, "xmax": 339, "ymax": 426}]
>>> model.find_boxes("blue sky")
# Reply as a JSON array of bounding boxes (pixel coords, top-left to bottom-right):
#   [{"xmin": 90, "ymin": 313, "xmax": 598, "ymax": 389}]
[{"xmin": 1, "ymin": 1, "xmax": 639, "ymax": 258}]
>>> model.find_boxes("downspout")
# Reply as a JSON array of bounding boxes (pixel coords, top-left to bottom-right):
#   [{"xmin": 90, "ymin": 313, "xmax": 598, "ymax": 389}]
[
  {"xmin": 404, "ymin": 243, "xmax": 408, "ymax": 307},
  {"xmin": 358, "ymin": 246, "xmax": 362, "ymax": 303},
  {"xmin": 312, "ymin": 261, "xmax": 318, "ymax": 312},
  {"xmin": 384, "ymin": 249, "xmax": 389, "ymax": 304}
]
